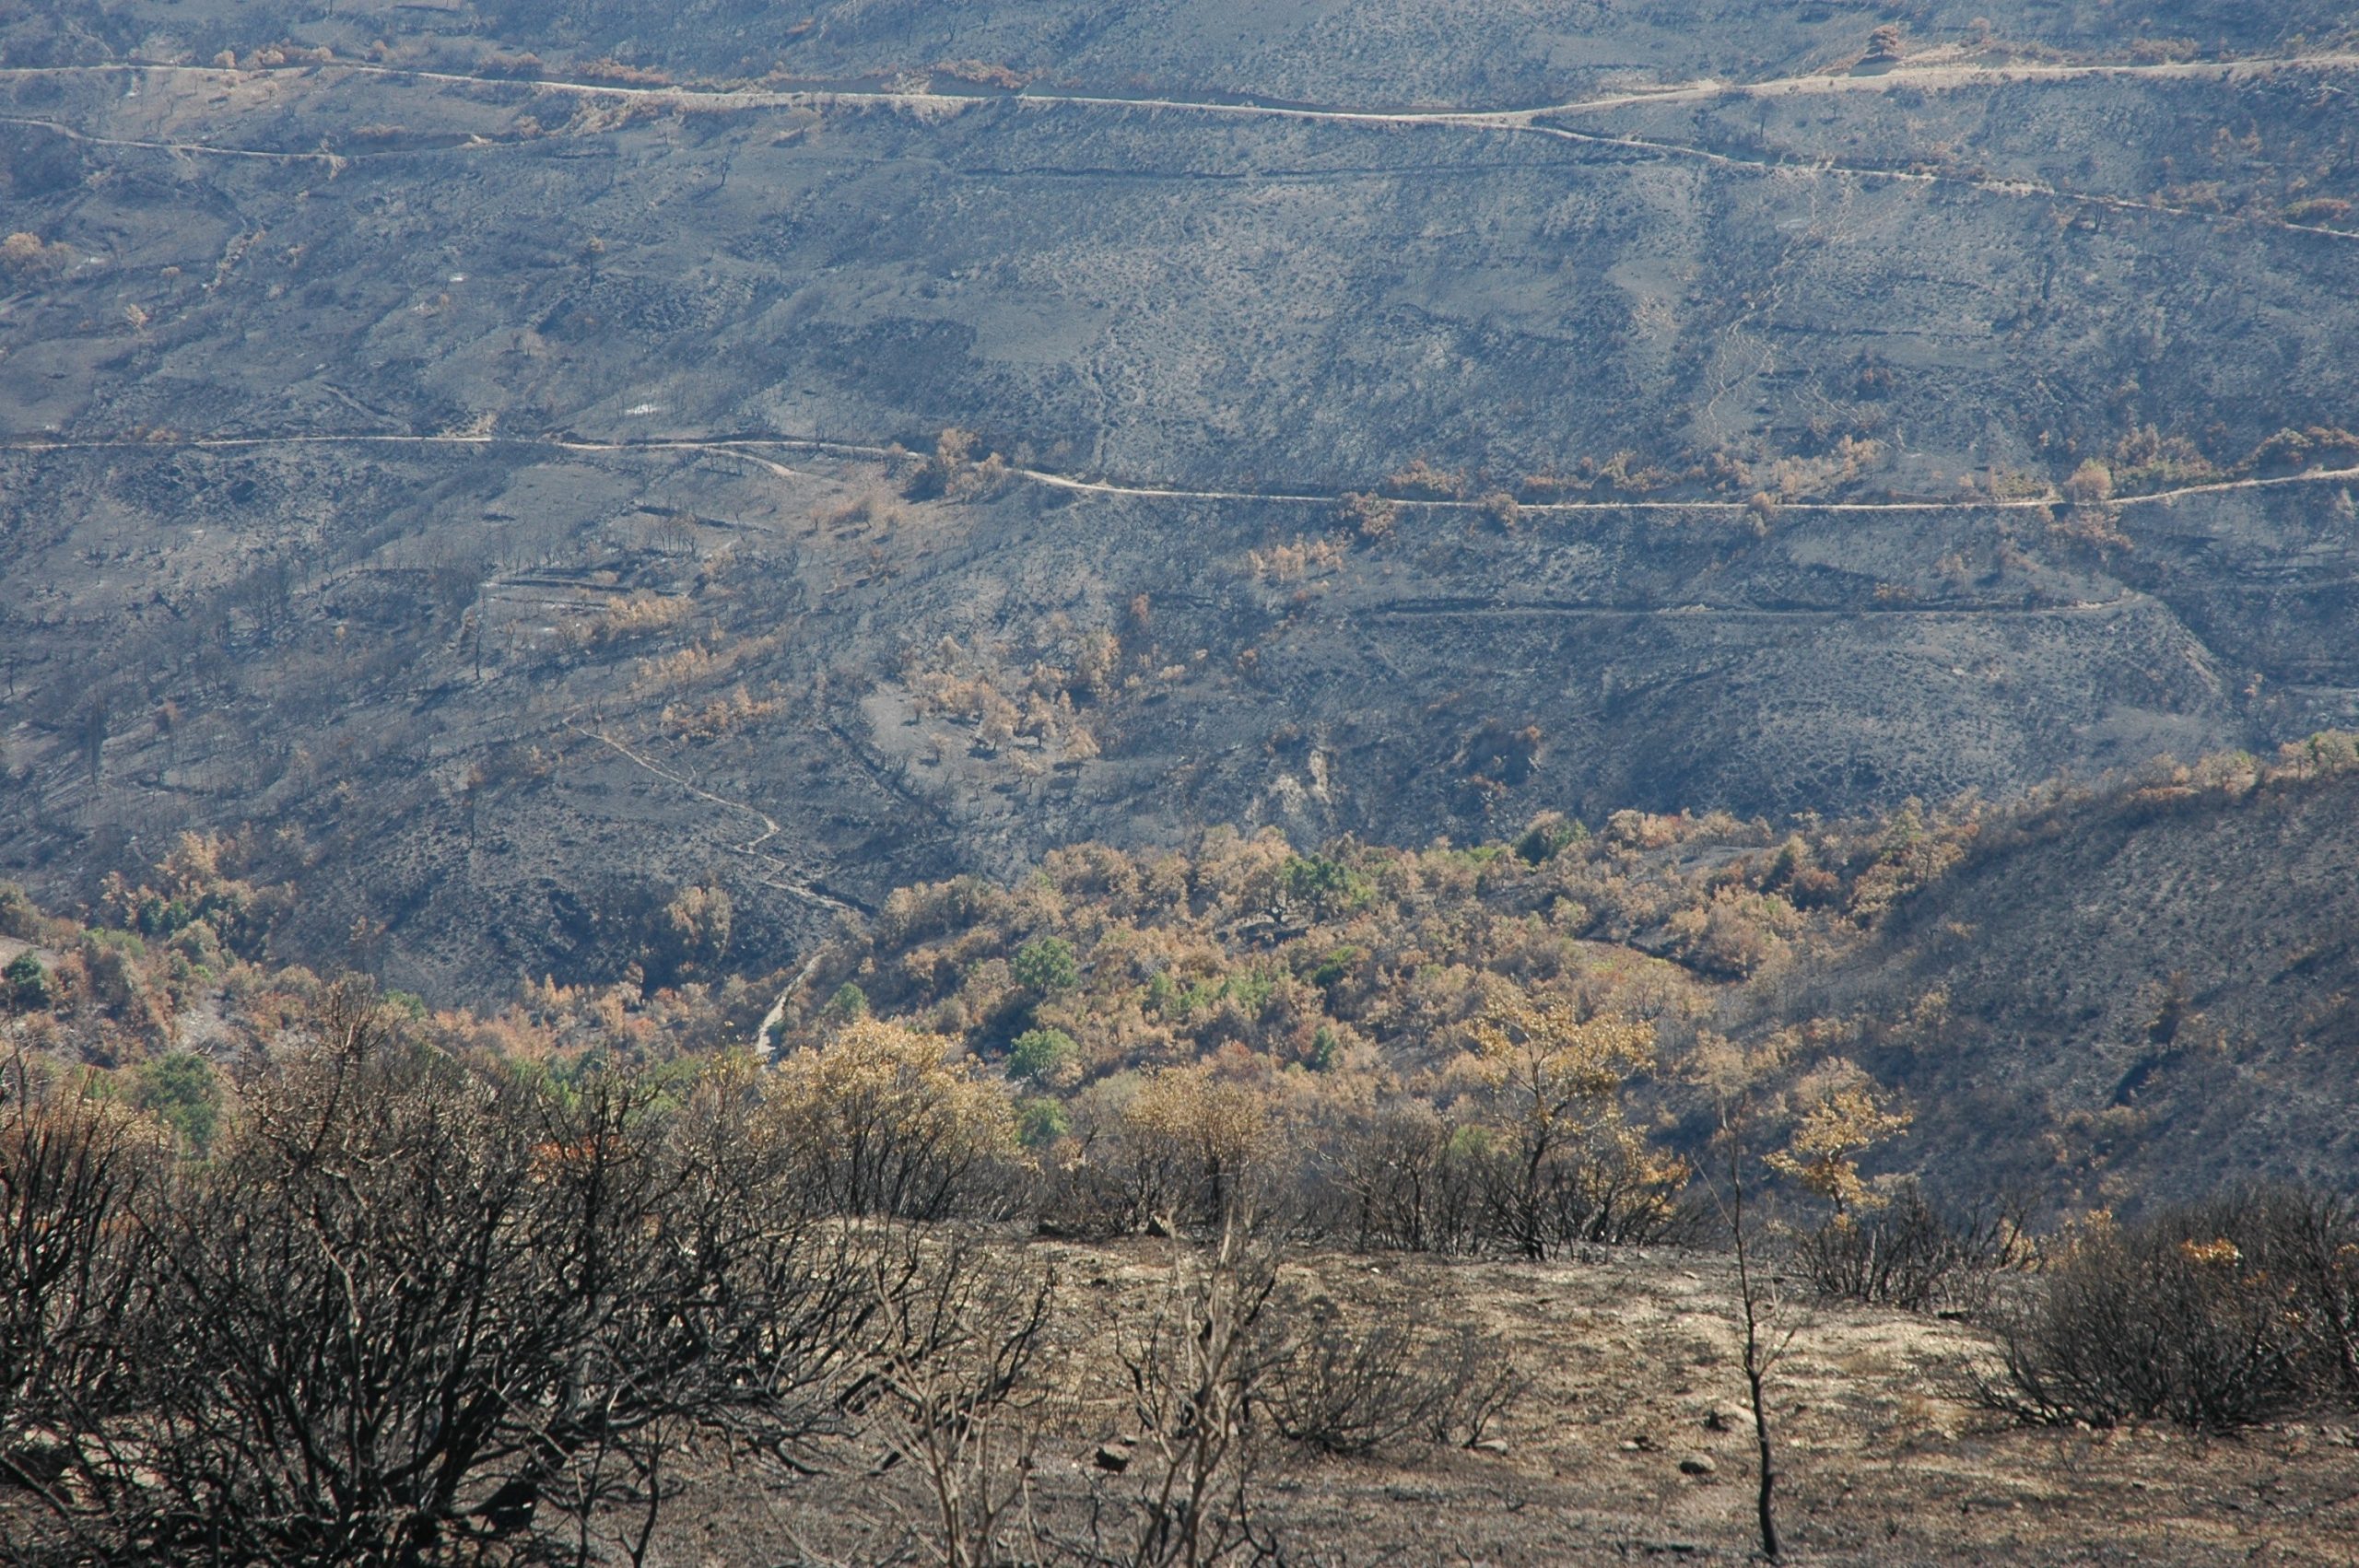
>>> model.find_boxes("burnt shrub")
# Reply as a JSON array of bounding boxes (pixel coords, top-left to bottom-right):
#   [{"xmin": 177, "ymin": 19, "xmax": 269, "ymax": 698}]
[
  {"xmin": 1265, "ymin": 1288, "xmax": 1524, "ymax": 1455},
  {"xmin": 0, "ymin": 1059, "xmax": 157, "ymax": 1509},
  {"xmin": 1795, "ymin": 1180, "xmax": 2029, "ymax": 1314},
  {"xmin": 1, "ymin": 985, "xmax": 1017, "ymax": 1565},
  {"xmin": 1980, "ymin": 1186, "xmax": 2359, "ymax": 1431},
  {"xmin": 1303, "ymin": 1098, "xmax": 1696, "ymax": 1260},
  {"xmin": 1321, "ymin": 1104, "xmax": 1485, "ymax": 1256}
]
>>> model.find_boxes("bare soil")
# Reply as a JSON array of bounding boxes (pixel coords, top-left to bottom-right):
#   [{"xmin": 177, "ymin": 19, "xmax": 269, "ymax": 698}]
[{"xmin": 663, "ymin": 1238, "xmax": 2359, "ymax": 1566}]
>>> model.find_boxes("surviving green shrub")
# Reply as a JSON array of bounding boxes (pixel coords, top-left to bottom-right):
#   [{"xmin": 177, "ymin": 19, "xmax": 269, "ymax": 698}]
[
  {"xmin": 132, "ymin": 1053, "xmax": 222, "ymax": 1154},
  {"xmin": 1011, "ymin": 937, "xmax": 1079, "ymax": 997},
  {"xmin": 3, "ymin": 953, "xmax": 50, "ymax": 1012},
  {"xmin": 1277, "ymin": 854, "xmax": 1370, "ymax": 920},
  {"xmin": 1007, "ymin": 1026, "xmax": 1078, "ymax": 1085},
  {"xmin": 1015, "ymin": 1096, "xmax": 1070, "ymax": 1150}
]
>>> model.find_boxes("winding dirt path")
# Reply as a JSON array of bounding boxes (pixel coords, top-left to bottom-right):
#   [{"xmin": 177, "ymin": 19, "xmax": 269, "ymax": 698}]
[
  {"xmin": 5, "ymin": 424, "xmax": 2359, "ymax": 516},
  {"xmin": 6, "ymin": 49, "xmax": 2345, "ymax": 1041},
  {"xmin": 0, "ymin": 430, "xmax": 828, "ymax": 480},
  {"xmin": 564, "ymin": 722, "xmax": 865, "ymax": 1048},
  {"xmin": 6, "ymin": 428, "xmax": 2355, "ymax": 517},
  {"xmin": 1362, "ymin": 594, "xmax": 2139, "ymax": 621},
  {"xmin": 565, "ymin": 721, "xmax": 863, "ymax": 918},
  {"xmin": 9, "ymin": 49, "xmax": 2353, "ymax": 125},
  {"xmin": 0, "ymin": 111, "xmax": 352, "ymax": 165},
  {"xmin": 1516, "ymin": 121, "xmax": 2359, "ymax": 243},
  {"xmin": 4, "ymin": 51, "xmax": 2356, "ymax": 240},
  {"xmin": 4, "ymin": 59, "xmax": 2353, "ymax": 522}
]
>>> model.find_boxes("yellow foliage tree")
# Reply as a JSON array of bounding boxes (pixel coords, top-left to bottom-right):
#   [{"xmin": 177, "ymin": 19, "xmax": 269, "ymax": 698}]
[
  {"xmin": 770, "ymin": 1017, "xmax": 1015, "ymax": 1218},
  {"xmin": 1766, "ymin": 1074, "xmax": 1911, "ymax": 1217},
  {"xmin": 1467, "ymin": 996, "xmax": 1680, "ymax": 1256},
  {"xmin": 1116, "ymin": 1064, "xmax": 1273, "ymax": 1230}
]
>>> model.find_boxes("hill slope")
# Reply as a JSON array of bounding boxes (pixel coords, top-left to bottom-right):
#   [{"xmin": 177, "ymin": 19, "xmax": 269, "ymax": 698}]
[
  {"xmin": 3, "ymin": 741, "xmax": 2353, "ymax": 1211},
  {"xmin": 749, "ymin": 746, "xmax": 2359, "ymax": 1210},
  {"xmin": 1826, "ymin": 760, "xmax": 2359, "ymax": 1207},
  {"xmin": 3, "ymin": 2, "xmax": 2358, "ymax": 993}
]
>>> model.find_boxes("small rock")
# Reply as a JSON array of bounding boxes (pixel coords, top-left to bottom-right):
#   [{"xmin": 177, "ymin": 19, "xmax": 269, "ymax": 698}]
[
  {"xmin": 1094, "ymin": 1443, "xmax": 1133, "ymax": 1473},
  {"xmin": 1678, "ymin": 1455, "xmax": 1718, "ymax": 1478},
  {"xmin": 1703, "ymin": 1408, "xmax": 1736, "ymax": 1433},
  {"xmin": 1470, "ymin": 1437, "xmax": 1510, "ymax": 1455}
]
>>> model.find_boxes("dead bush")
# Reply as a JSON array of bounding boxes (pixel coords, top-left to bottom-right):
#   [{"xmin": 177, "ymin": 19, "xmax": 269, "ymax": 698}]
[
  {"xmin": 1978, "ymin": 1187, "xmax": 2359, "ymax": 1431},
  {"xmin": 0, "ymin": 1058, "xmax": 157, "ymax": 1517},
  {"xmin": 1092, "ymin": 1225, "xmax": 1286, "ymax": 1567},
  {"xmin": 1266, "ymin": 1288, "xmax": 1523, "ymax": 1455},
  {"xmin": 1793, "ymin": 1180, "xmax": 2029, "ymax": 1313},
  {"xmin": 1338, "ymin": 491, "xmax": 1396, "ymax": 541},
  {"xmin": 1324, "ymin": 1104, "xmax": 1484, "ymax": 1256},
  {"xmin": 853, "ymin": 1236, "xmax": 1060, "ymax": 1568},
  {"xmin": 1309, "ymin": 1086, "xmax": 1693, "ymax": 1260},
  {"xmin": 0, "ymin": 986, "xmax": 1028, "ymax": 1564}
]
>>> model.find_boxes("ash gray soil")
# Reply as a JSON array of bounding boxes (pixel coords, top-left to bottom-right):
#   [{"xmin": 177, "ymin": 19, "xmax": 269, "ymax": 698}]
[{"xmin": 4, "ymin": 1, "xmax": 2359, "ymax": 999}]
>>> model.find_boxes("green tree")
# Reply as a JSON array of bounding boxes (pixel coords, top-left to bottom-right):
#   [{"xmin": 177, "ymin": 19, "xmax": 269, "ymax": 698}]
[
  {"xmin": 3, "ymin": 951, "xmax": 50, "ymax": 1012},
  {"xmin": 1015, "ymin": 1096, "xmax": 1070, "ymax": 1150},
  {"xmin": 1278, "ymin": 854, "xmax": 1370, "ymax": 920},
  {"xmin": 135, "ymin": 1052, "xmax": 223, "ymax": 1154},
  {"xmin": 1012, "ymin": 937, "xmax": 1078, "ymax": 997},
  {"xmin": 1007, "ymin": 1027, "xmax": 1078, "ymax": 1086}
]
